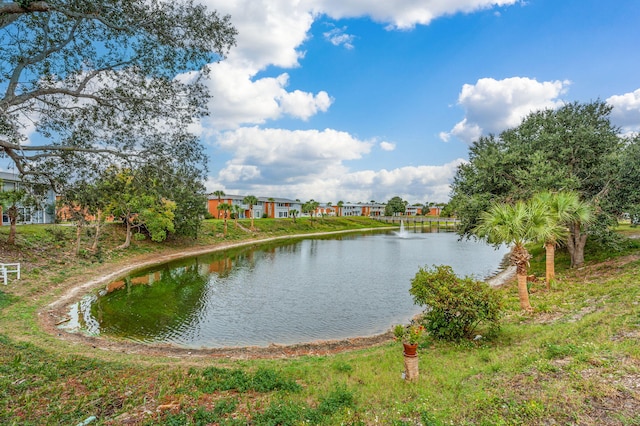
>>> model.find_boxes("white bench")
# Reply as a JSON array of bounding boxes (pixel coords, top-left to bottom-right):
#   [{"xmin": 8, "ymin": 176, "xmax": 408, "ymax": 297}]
[{"xmin": 1, "ymin": 263, "xmax": 20, "ymax": 285}]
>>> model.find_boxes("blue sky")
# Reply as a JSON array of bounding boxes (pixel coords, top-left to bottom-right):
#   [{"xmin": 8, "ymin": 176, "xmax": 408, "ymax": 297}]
[{"xmin": 198, "ymin": 0, "xmax": 640, "ymax": 204}]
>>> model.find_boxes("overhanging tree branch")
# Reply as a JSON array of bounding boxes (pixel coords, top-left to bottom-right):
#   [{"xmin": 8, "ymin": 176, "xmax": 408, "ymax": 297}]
[{"xmin": 1, "ymin": 0, "xmax": 237, "ymax": 185}]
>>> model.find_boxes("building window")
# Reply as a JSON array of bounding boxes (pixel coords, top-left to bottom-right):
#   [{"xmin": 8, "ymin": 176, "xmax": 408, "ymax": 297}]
[{"xmin": 19, "ymin": 207, "xmax": 32, "ymax": 223}]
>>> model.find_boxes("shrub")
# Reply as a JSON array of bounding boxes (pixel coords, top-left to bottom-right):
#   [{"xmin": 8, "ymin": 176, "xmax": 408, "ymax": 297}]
[{"xmin": 409, "ymin": 265, "xmax": 502, "ymax": 341}]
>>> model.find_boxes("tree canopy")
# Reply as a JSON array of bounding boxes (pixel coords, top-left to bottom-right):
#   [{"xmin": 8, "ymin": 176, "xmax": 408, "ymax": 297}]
[
  {"xmin": 611, "ymin": 135, "xmax": 640, "ymax": 223},
  {"xmin": 384, "ymin": 196, "xmax": 406, "ymax": 216},
  {"xmin": 449, "ymin": 101, "xmax": 623, "ymax": 266},
  {"xmin": 1, "ymin": 0, "xmax": 236, "ymax": 185}
]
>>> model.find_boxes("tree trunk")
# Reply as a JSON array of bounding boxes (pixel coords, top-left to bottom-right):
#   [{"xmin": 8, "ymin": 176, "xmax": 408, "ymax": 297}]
[
  {"xmin": 7, "ymin": 206, "xmax": 17, "ymax": 245},
  {"xmin": 91, "ymin": 210, "xmax": 102, "ymax": 252},
  {"xmin": 516, "ymin": 269, "xmax": 532, "ymax": 312},
  {"xmin": 566, "ymin": 222, "xmax": 587, "ymax": 268},
  {"xmin": 250, "ymin": 208, "xmax": 255, "ymax": 230},
  {"xmin": 75, "ymin": 221, "xmax": 83, "ymax": 256},
  {"xmin": 544, "ymin": 241, "xmax": 555, "ymax": 289},
  {"xmin": 511, "ymin": 245, "xmax": 533, "ymax": 311},
  {"xmin": 118, "ymin": 218, "xmax": 132, "ymax": 249}
]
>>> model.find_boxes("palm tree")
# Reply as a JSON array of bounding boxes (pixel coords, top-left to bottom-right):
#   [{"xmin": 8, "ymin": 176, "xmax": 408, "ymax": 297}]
[
  {"xmin": 474, "ymin": 200, "xmax": 555, "ymax": 311},
  {"xmin": 289, "ymin": 209, "xmax": 299, "ymax": 223},
  {"xmin": 213, "ymin": 190, "xmax": 225, "ymax": 219},
  {"xmin": 232, "ymin": 204, "xmax": 242, "ymax": 228},
  {"xmin": 337, "ymin": 200, "xmax": 344, "ymax": 217},
  {"xmin": 532, "ymin": 191, "xmax": 594, "ymax": 288},
  {"xmin": 303, "ymin": 199, "xmax": 319, "ymax": 221},
  {"xmin": 243, "ymin": 195, "xmax": 258, "ymax": 230},
  {"xmin": 218, "ymin": 202, "xmax": 231, "ymax": 236}
]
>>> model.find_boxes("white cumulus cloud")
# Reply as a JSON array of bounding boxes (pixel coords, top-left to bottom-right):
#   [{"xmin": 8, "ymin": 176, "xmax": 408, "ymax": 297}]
[
  {"xmin": 441, "ymin": 77, "xmax": 570, "ymax": 143},
  {"xmin": 607, "ymin": 88, "xmax": 640, "ymax": 135},
  {"xmin": 323, "ymin": 25, "xmax": 356, "ymax": 49},
  {"xmin": 314, "ymin": 0, "xmax": 521, "ymax": 29},
  {"xmin": 215, "ymin": 127, "xmax": 373, "ymax": 181},
  {"xmin": 212, "ymin": 157, "xmax": 464, "ymax": 203},
  {"xmin": 204, "ymin": 63, "xmax": 332, "ymax": 129},
  {"xmin": 379, "ymin": 141, "xmax": 396, "ymax": 151},
  {"xmin": 201, "ymin": 0, "xmax": 326, "ymax": 130}
]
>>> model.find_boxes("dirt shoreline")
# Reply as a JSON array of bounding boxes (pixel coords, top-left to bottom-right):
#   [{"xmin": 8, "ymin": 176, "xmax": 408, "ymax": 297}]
[{"xmin": 39, "ymin": 228, "xmax": 402, "ymax": 359}]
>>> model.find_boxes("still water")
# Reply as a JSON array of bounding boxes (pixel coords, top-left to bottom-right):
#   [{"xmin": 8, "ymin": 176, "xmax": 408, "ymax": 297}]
[{"xmin": 63, "ymin": 231, "xmax": 509, "ymax": 348}]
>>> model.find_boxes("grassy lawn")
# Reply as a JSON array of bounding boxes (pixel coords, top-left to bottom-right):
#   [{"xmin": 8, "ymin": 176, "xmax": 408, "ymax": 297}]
[{"xmin": 0, "ymin": 219, "xmax": 639, "ymax": 424}]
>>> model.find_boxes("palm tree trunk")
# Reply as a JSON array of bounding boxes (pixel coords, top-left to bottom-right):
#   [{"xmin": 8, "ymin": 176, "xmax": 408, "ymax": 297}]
[
  {"xmin": 516, "ymin": 269, "xmax": 532, "ymax": 311},
  {"xmin": 511, "ymin": 245, "xmax": 533, "ymax": 311},
  {"xmin": 544, "ymin": 241, "xmax": 555, "ymax": 289}
]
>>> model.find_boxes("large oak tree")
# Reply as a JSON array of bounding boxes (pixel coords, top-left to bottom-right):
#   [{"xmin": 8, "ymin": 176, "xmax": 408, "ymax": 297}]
[
  {"xmin": 449, "ymin": 101, "xmax": 622, "ymax": 268},
  {"xmin": 1, "ymin": 0, "xmax": 236, "ymax": 185}
]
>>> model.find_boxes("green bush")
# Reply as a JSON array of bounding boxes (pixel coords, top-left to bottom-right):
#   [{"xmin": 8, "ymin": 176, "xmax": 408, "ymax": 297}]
[{"xmin": 409, "ymin": 265, "xmax": 502, "ymax": 341}]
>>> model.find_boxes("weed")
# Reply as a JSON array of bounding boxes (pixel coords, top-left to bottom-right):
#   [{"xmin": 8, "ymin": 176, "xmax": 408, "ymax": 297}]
[
  {"xmin": 315, "ymin": 383, "xmax": 354, "ymax": 416},
  {"xmin": 252, "ymin": 400, "xmax": 308, "ymax": 425},
  {"xmin": 421, "ymin": 411, "xmax": 445, "ymax": 426},
  {"xmin": 332, "ymin": 360, "xmax": 353, "ymax": 373},
  {"xmin": 193, "ymin": 366, "xmax": 301, "ymax": 393},
  {"xmin": 543, "ymin": 342, "xmax": 580, "ymax": 360},
  {"xmin": 0, "ymin": 290, "xmax": 14, "ymax": 310},
  {"xmin": 212, "ymin": 398, "xmax": 238, "ymax": 417}
]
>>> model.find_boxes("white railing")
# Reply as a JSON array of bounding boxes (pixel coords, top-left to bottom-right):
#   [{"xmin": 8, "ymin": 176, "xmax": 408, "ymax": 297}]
[{"xmin": 1, "ymin": 263, "xmax": 20, "ymax": 285}]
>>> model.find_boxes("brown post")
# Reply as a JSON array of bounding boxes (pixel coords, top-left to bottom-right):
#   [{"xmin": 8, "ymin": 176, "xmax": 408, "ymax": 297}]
[{"xmin": 403, "ymin": 355, "xmax": 419, "ymax": 381}]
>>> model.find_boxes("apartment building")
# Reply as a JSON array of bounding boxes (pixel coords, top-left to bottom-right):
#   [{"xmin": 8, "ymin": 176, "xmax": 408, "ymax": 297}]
[
  {"xmin": 0, "ymin": 172, "xmax": 56, "ymax": 226},
  {"xmin": 207, "ymin": 195, "xmax": 302, "ymax": 219}
]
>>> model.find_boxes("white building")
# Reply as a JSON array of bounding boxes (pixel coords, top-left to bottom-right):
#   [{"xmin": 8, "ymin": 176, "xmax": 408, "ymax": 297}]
[{"xmin": 0, "ymin": 171, "xmax": 56, "ymax": 225}]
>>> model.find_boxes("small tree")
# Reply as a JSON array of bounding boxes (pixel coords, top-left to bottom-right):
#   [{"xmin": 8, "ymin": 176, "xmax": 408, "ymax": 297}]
[
  {"xmin": 232, "ymin": 204, "xmax": 242, "ymax": 228},
  {"xmin": 218, "ymin": 202, "xmax": 231, "ymax": 236},
  {"xmin": 290, "ymin": 209, "xmax": 299, "ymax": 223},
  {"xmin": 409, "ymin": 265, "xmax": 502, "ymax": 341},
  {"xmin": 385, "ymin": 196, "xmax": 406, "ymax": 216},
  {"xmin": 213, "ymin": 190, "xmax": 226, "ymax": 218},
  {"xmin": 302, "ymin": 199, "xmax": 319, "ymax": 220},
  {"xmin": 58, "ymin": 180, "xmax": 108, "ymax": 255},
  {"xmin": 532, "ymin": 191, "xmax": 593, "ymax": 286},
  {"xmin": 0, "ymin": 189, "xmax": 26, "ymax": 245},
  {"xmin": 102, "ymin": 168, "xmax": 176, "ymax": 248},
  {"xmin": 474, "ymin": 200, "xmax": 555, "ymax": 311},
  {"xmin": 243, "ymin": 195, "xmax": 258, "ymax": 230}
]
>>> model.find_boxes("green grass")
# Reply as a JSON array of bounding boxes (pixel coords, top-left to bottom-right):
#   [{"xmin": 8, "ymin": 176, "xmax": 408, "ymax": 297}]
[{"xmin": 0, "ymin": 219, "xmax": 639, "ymax": 424}]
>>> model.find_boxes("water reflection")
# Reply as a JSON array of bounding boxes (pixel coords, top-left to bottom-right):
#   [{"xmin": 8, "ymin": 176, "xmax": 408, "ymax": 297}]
[{"xmin": 62, "ymin": 231, "xmax": 509, "ymax": 348}]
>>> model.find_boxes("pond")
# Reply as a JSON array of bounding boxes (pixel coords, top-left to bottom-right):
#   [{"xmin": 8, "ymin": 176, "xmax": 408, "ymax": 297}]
[{"xmin": 62, "ymin": 230, "xmax": 509, "ymax": 348}]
